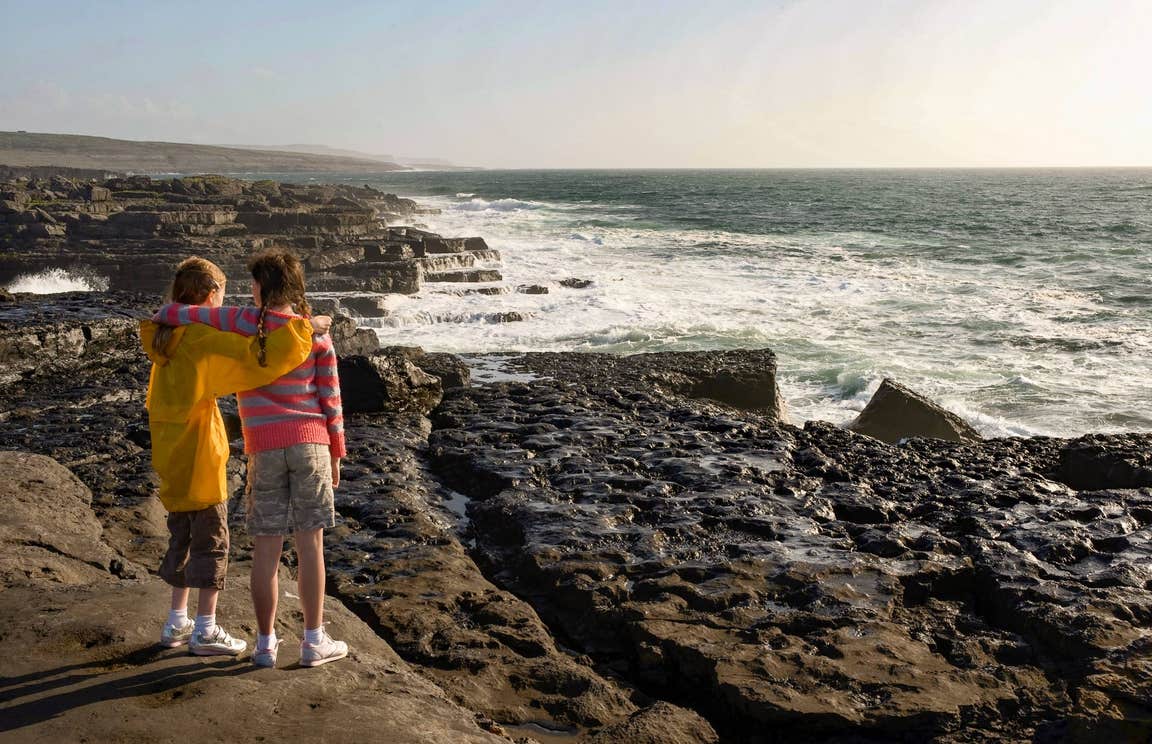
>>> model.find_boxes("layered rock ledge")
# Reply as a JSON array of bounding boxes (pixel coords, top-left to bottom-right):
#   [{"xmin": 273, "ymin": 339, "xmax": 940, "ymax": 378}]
[{"xmin": 0, "ymin": 172, "xmax": 499, "ymax": 297}]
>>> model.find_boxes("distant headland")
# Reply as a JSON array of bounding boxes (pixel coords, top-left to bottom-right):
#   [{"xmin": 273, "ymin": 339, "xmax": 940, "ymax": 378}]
[{"xmin": 0, "ymin": 131, "xmax": 473, "ymax": 174}]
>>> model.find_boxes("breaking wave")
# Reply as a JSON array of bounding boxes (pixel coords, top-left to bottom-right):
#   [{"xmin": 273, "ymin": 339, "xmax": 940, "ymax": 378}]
[{"xmin": 8, "ymin": 267, "xmax": 109, "ymax": 294}]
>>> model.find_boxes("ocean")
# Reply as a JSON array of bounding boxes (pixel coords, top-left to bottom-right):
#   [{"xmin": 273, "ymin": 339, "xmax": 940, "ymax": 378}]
[
  {"xmin": 19, "ymin": 168, "xmax": 1152, "ymax": 437},
  {"xmin": 322, "ymin": 168, "xmax": 1152, "ymax": 439}
]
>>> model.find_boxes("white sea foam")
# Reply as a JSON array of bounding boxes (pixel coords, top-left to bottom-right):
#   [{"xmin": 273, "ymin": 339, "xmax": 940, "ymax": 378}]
[
  {"xmin": 342, "ymin": 185, "xmax": 1152, "ymax": 439},
  {"xmin": 453, "ymin": 197, "xmax": 544, "ymax": 212},
  {"xmin": 8, "ymin": 267, "xmax": 109, "ymax": 294}
]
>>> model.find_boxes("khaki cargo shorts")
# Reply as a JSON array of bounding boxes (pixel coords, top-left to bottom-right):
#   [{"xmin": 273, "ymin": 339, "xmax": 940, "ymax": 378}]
[{"xmin": 245, "ymin": 443, "xmax": 335, "ymax": 536}]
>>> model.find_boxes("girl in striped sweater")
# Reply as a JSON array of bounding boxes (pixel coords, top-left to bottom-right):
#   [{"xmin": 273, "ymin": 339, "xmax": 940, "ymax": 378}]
[{"xmin": 153, "ymin": 249, "xmax": 348, "ymax": 669}]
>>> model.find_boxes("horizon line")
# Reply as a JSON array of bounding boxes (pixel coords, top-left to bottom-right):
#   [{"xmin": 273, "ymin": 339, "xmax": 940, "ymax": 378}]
[{"xmin": 6, "ymin": 131, "xmax": 1151, "ymax": 172}]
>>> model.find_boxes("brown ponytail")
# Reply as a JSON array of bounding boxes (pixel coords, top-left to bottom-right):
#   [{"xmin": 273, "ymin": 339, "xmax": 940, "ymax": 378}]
[
  {"xmin": 255, "ymin": 304, "xmax": 269, "ymax": 367},
  {"xmin": 153, "ymin": 257, "xmax": 226, "ymax": 355},
  {"xmin": 247, "ymin": 249, "xmax": 311, "ymax": 367}
]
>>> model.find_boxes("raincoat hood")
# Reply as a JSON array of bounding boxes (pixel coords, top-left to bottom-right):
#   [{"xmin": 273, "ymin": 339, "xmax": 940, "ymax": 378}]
[{"xmin": 141, "ymin": 321, "xmax": 186, "ymax": 366}]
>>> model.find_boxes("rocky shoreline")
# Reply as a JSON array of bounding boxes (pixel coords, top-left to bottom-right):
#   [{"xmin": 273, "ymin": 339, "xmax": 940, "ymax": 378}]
[
  {"xmin": 0, "ymin": 171, "xmax": 504, "ymax": 297},
  {"xmin": 3, "ymin": 171, "xmax": 1152, "ymax": 742}
]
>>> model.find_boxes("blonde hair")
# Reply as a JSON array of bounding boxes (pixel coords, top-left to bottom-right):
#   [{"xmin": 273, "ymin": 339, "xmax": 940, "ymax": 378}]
[
  {"xmin": 248, "ymin": 249, "xmax": 311, "ymax": 366},
  {"xmin": 152, "ymin": 256, "xmax": 226, "ymax": 355}
]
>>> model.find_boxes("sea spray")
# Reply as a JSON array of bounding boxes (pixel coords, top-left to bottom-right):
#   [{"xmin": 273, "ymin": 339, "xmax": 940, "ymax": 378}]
[{"xmin": 8, "ymin": 267, "xmax": 109, "ymax": 294}]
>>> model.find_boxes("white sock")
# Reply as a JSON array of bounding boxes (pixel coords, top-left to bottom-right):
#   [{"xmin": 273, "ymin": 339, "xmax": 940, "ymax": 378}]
[
  {"xmin": 303, "ymin": 626, "xmax": 324, "ymax": 645},
  {"xmin": 194, "ymin": 614, "xmax": 216, "ymax": 637},
  {"xmin": 168, "ymin": 608, "xmax": 188, "ymax": 627},
  {"xmin": 257, "ymin": 632, "xmax": 277, "ymax": 651}
]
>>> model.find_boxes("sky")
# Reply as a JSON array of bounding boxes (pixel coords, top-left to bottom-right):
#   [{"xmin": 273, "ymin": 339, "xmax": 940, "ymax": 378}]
[{"xmin": 2, "ymin": 0, "xmax": 1151, "ymax": 168}]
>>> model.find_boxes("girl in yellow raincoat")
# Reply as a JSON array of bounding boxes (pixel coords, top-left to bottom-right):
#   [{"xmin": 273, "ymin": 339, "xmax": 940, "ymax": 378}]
[{"xmin": 140, "ymin": 256, "xmax": 322, "ymax": 657}]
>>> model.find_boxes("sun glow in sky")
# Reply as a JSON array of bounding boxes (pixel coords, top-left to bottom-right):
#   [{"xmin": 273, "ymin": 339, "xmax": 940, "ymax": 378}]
[{"xmin": 2, "ymin": 0, "xmax": 1150, "ymax": 168}]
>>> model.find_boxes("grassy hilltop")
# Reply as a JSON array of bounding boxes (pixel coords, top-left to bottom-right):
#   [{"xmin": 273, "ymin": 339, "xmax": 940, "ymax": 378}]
[{"xmin": 0, "ymin": 131, "xmax": 408, "ymax": 173}]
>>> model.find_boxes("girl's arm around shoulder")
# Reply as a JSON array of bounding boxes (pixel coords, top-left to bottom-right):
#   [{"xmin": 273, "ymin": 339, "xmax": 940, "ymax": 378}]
[
  {"xmin": 152, "ymin": 304, "xmax": 260, "ymax": 336},
  {"xmin": 152, "ymin": 304, "xmax": 332, "ymax": 337},
  {"xmin": 202, "ymin": 318, "xmax": 313, "ymax": 398}
]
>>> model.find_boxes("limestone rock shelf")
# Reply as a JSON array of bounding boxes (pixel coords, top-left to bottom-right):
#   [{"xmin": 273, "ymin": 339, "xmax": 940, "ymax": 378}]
[{"xmin": 0, "ymin": 173, "xmax": 497, "ymax": 298}]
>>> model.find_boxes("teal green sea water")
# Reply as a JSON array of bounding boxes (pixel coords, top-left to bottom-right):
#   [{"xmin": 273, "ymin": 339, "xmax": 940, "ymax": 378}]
[{"xmin": 260, "ymin": 169, "xmax": 1152, "ymax": 437}]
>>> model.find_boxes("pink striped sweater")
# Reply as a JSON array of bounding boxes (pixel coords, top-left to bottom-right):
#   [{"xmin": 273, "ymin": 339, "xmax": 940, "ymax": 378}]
[{"xmin": 153, "ymin": 304, "xmax": 346, "ymax": 458}]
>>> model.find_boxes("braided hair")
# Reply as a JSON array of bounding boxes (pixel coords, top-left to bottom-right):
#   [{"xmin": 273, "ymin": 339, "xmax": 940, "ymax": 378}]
[
  {"xmin": 153, "ymin": 257, "xmax": 225, "ymax": 355},
  {"xmin": 248, "ymin": 249, "xmax": 312, "ymax": 367}
]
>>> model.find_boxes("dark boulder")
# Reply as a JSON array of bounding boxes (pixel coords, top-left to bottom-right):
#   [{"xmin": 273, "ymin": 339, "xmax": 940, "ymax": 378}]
[
  {"xmin": 488, "ymin": 311, "xmax": 528, "ymax": 323},
  {"xmin": 330, "ymin": 314, "xmax": 380, "ymax": 357},
  {"xmin": 1054, "ymin": 433, "xmax": 1152, "ymax": 490},
  {"xmin": 846, "ymin": 378, "xmax": 981, "ymax": 444},
  {"xmin": 365, "ymin": 241, "xmax": 419, "ymax": 261},
  {"xmin": 0, "ymin": 296, "xmax": 142, "ymax": 375},
  {"xmin": 309, "ymin": 297, "xmax": 340, "ymax": 316},
  {"xmin": 24, "ymin": 222, "xmax": 67, "ymax": 239},
  {"xmin": 416, "ymin": 352, "xmax": 471, "ymax": 389},
  {"xmin": 313, "ymin": 260, "xmax": 422, "ymax": 294},
  {"xmin": 560, "ymin": 277, "xmax": 593, "ymax": 289},
  {"xmin": 424, "ymin": 237, "xmax": 468, "ymax": 254},
  {"xmin": 337, "ymin": 351, "xmax": 443, "ymax": 415},
  {"xmin": 0, "ymin": 189, "xmax": 30, "ymax": 209}
]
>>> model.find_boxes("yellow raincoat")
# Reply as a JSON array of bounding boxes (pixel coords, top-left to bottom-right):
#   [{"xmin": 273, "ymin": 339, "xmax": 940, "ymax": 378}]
[{"xmin": 140, "ymin": 318, "xmax": 313, "ymax": 512}]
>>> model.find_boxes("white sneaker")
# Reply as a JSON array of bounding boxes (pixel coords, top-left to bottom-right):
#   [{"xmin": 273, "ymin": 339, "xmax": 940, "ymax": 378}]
[
  {"xmin": 253, "ymin": 640, "xmax": 281, "ymax": 668},
  {"xmin": 189, "ymin": 625, "xmax": 247, "ymax": 656},
  {"xmin": 299, "ymin": 630, "xmax": 348, "ymax": 668},
  {"xmin": 159, "ymin": 618, "xmax": 195, "ymax": 648}
]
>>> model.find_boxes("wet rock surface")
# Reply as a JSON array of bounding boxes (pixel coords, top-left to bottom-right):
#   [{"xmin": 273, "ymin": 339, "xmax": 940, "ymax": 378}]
[
  {"xmin": 324, "ymin": 414, "xmax": 710, "ymax": 738},
  {"xmin": 429, "ymin": 353, "xmax": 1152, "ymax": 742},
  {"xmin": 4, "ymin": 292, "xmax": 1152, "ymax": 742}
]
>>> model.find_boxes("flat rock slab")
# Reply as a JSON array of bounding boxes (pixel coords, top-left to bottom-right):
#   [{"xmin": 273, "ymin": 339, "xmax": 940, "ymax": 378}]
[
  {"xmin": 0, "ymin": 451, "xmax": 127, "ymax": 586},
  {"xmin": 0, "ymin": 573, "xmax": 504, "ymax": 744}
]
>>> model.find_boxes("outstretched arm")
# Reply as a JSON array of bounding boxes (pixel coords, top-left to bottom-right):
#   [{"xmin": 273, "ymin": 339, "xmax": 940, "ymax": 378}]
[
  {"xmin": 153, "ymin": 303, "xmax": 259, "ymax": 335},
  {"xmin": 153, "ymin": 303, "xmax": 331, "ymax": 336}
]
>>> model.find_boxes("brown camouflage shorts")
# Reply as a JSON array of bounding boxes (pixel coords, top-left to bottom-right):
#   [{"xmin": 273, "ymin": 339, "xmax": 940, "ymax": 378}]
[
  {"xmin": 159, "ymin": 501, "xmax": 229, "ymax": 589},
  {"xmin": 245, "ymin": 443, "xmax": 335, "ymax": 536}
]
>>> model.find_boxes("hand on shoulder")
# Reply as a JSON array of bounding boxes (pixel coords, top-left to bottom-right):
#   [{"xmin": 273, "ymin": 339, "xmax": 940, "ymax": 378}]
[{"xmin": 309, "ymin": 315, "xmax": 333, "ymax": 336}]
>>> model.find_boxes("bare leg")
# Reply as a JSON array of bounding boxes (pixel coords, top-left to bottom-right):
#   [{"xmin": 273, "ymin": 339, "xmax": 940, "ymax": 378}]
[
  {"xmin": 251, "ymin": 535, "xmax": 284, "ymax": 636},
  {"xmin": 294, "ymin": 528, "xmax": 325, "ymax": 630},
  {"xmin": 196, "ymin": 588, "xmax": 219, "ymax": 618},
  {"xmin": 171, "ymin": 586, "xmax": 190, "ymax": 611}
]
